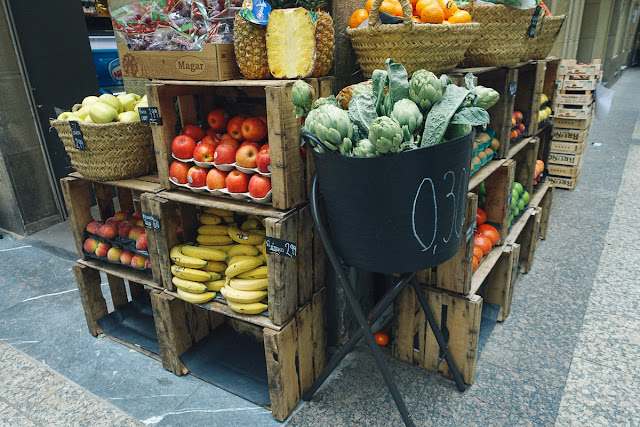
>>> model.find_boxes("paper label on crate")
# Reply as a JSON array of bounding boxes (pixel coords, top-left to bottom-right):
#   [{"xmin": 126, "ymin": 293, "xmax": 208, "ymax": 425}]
[
  {"xmin": 138, "ymin": 107, "xmax": 163, "ymax": 125},
  {"xmin": 509, "ymin": 82, "xmax": 517, "ymax": 97},
  {"xmin": 240, "ymin": 0, "xmax": 271, "ymax": 25},
  {"xmin": 69, "ymin": 121, "xmax": 85, "ymax": 150},
  {"xmin": 142, "ymin": 213, "xmax": 161, "ymax": 230},
  {"xmin": 265, "ymin": 237, "xmax": 297, "ymax": 259}
]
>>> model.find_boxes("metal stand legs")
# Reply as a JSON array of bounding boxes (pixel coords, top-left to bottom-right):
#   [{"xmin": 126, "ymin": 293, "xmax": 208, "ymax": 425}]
[{"xmin": 304, "ymin": 175, "xmax": 466, "ymax": 426}]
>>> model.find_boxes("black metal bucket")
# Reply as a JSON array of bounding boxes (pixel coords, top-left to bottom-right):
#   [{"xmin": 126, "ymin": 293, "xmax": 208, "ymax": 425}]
[{"xmin": 304, "ymin": 130, "xmax": 475, "ymax": 274}]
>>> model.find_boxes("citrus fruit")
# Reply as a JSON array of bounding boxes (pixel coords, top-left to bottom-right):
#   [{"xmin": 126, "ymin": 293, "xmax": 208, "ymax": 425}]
[
  {"xmin": 437, "ymin": 0, "xmax": 458, "ymax": 19},
  {"xmin": 448, "ymin": 9, "xmax": 471, "ymax": 24},
  {"xmin": 473, "ymin": 245, "xmax": 484, "ymax": 261},
  {"xmin": 474, "ymin": 234, "xmax": 492, "ymax": 255},
  {"xmin": 379, "ymin": 0, "xmax": 397, "ymax": 15},
  {"xmin": 476, "ymin": 207, "xmax": 487, "ymax": 226},
  {"xmin": 393, "ymin": 2, "xmax": 404, "ymax": 17},
  {"xmin": 415, "ymin": 0, "xmax": 433, "ymax": 16},
  {"xmin": 375, "ymin": 331, "xmax": 389, "ymax": 346},
  {"xmin": 366, "ymin": 0, "xmax": 374, "ymax": 12},
  {"xmin": 478, "ymin": 224, "xmax": 499, "ymax": 245},
  {"xmin": 349, "ymin": 9, "xmax": 369, "ymax": 28},
  {"xmin": 421, "ymin": 1, "xmax": 444, "ymax": 23},
  {"xmin": 472, "ymin": 256, "xmax": 479, "ymax": 272},
  {"xmin": 412, "ymin": 15, "xmax": 423, "ymax": 23}
]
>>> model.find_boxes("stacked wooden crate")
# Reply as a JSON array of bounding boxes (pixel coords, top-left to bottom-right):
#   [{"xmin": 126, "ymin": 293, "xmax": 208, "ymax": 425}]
[{"xmin": 548, "ymin": 59, "xmax": 601, "ymax": 189}]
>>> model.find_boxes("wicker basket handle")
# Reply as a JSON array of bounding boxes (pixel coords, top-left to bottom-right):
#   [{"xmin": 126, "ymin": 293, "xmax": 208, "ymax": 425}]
[{"xmin": 368, "ymin": 0, "xmax": 414, "ymax": 29}]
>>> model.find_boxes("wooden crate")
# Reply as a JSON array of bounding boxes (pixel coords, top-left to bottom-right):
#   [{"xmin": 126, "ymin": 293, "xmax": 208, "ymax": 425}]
[
  {"xmin": 150, "ymin": 289, "xmax": 326, "ymax": 421},
  {"xmin": 548, "ymin": 160, "xmax": 583, "ymax": 178},
  {"xmin": 558, "ymin": 59, "xmax": 602, "ymax": 76},
  {"xmin": 553, "ymin": 116, "xmax": 592, "ymax": 130},
  {"xmin": 72, "ymin": 263, "xmax": 163, "ymax": 361},
  {"xmin": 530, "ymin": 58, "xmax": 560, "ymax": 135},
  {"xmin": 548, "ymin": 174, "xmax": 580, "ymax": 190},
  {"xmin": 512, "ymin": 136, "xmax": 540, "ymax": 198},
  {"xmin": 555, "ymin": 103, "xmax": 593, "ymax": 120},
  {"xmin": 60, "ymin": 173, "xmax": 163, "ymax": 284},
  {"xmin": 513, "ymin": 61, "xmax": 540, "ymax": 139},
  {"xmin": 556, "ymin": 76, "xmax": 598, "ymax": 91},
  {"xmin": 555, "ymin": 93, "xmax": 594, "ymax": 105},
  {"xmin": 141, "ymin": 190, "xmax": 323, "ymax": 327},
  {"xmin": 510, "ymin": 207, "xmax": 542, "ymax": 274},
  {"xmin": 553, "ymin": 127, "xmax": 590, "ymax": 143},
  {"xmin": 530, "ymin": 182, "xmax": 554, "ymax": 240},
  {"xmin": 548, "ymin": 151, "xmax": 583, "ymax": 166},
  {"xmin": 551, "ymin": 138, "xmax": 588, "ymax": 155},
  {"xmin": 484, "ymin": 243, "xmax": 521, "ymax": 322},
  {"xmin": 146, "ymin": 77, "xmax": 334, "ymax": 211}
]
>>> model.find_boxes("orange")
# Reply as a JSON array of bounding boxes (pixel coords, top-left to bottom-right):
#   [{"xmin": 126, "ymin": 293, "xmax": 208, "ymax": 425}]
[
  {"xmin": 375, "ymin": 331, "xmax": 389, "ymax": 346},
  {"xmin": 473, "ymin": 246, "xmax": 484, "ymax": 262},
  {"xmin": 379, "ymin": 1, "xmax": 397, "ymax": 15},
  {"xmin": 476, "ymin": 207, "xmax": 487, "ymax": 226},
  {"xmin": 349, "ymin": 9, "xmax": 369, "ymax": 28},
  {"xmin": 437, "ymin": 0, "xmax": 458, "ymax": 19},
  {"xmin": 412, "ymin": 15, "xmax": 423, "ymax": 23},
  {"xmin": 472, "ymin": 256, "xmax": 478, "ymax": 272},
  {"xmin": 421, "ymin": 1, "xmax": 444, "ymax": 24},
  {"xmin": 474, "ymin": 234, "xmax": 492, "ymax": 256},
  {"xmin": 478, "ymin": 224, "xmax": 499, "ymax": 245},
  {"xmin": 448, "ymin": 9, "xmax": 471, "ymax": 24},
  {"xmin": 409, "ymin": 0, "xmax": 420, "ymax": 6},
  {"xmin": 365, "ymin": 0, "xmax": 374, "ymax": 13},
  {"xmin": 415, "ymin": 0, "xmax": 433, "ymax": 16},
  {"xmin": 443, "ymin": 20, "xmax": 451, "ymax": 24},
  {"xmin": 393, "ymin": 2, "xmax": 404, "ymax": 17}
]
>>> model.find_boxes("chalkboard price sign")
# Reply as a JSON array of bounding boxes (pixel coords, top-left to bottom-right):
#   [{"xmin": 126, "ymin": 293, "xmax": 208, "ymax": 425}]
[
  {"xmin": 138, "ymin": 107, "xmax": 163, "ymax": 125},
  {"xmin": 509, "ymin": 82, "xmax": 518, "ymax": 97},
  {"xmin": 265, "ymin": 237, "xmax": 297, "ymax": 259},
  {"xmin": 69, "ymin": 121, "xmax": 85, "ymax": 150},
  {"xmin": 142, "ymin": 213, "xmax": 161, "ymax": 230}
]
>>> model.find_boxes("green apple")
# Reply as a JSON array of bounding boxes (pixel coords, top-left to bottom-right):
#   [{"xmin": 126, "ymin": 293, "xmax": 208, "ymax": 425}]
[
  {"xmin": 134, "ymin": 101, "xmax": 148, "ymax": 113},
  {"xmin": 117, "ymin": 94, "xmax": 139, "ymax": 112},
  {"xmin": 517, "ymin": 199, "xmax": 525, "ymax": 211},
  {"xmin": 74, "ymin": 105, "xmax": 92, "ymax": 120},
  {"xmin": 69, "ymin": 114, "xmax": 84, "ymax": 122},
  {"xmin": 81, "ymin": 96, "xmax": 100, "ymax": 107},
  {"xmin": 514, "ymin": 207, "xmax": 520, "ymax": 216},
  {"xmin": 56, "ymin": 111, "xmax": 75, "ymax": 120},
  {"xmin": 140, "ymin": 95, "xmax": 147, "ymax": 104},
  {"xmin": 84, "ymin": 115, "xmax": 94, "ymax": 123},
  {"xmin": 131, "ymin": 93, "xmax": 142, "ymax": 101},
  {"xmin": 89, "ymin": 102, "xmax": 118, "ymax": 123},
  {"xmin": 522, "ymin": 191, "xmax": 530, "ymax": 205},
  {"xmin": 118, "ymin": 111, "xmax": 140, "ymax": 122},
  {"xmin": 513, "ymin": 182, "xmax": 524, "ymax": 196},
  {"xmin": 98, "ymin": 93, "xmax": 123, "ymax": 113}
]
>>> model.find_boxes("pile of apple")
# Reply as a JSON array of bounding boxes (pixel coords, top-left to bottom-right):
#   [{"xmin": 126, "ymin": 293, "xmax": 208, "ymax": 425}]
[
  {"xmin": 510, "ymin": 111, "xmax": 525, "ymax": 142},
  {"xmin": 82, "ymin": 210, "xmax": 152, "ymax": 271},
  {"xmin": 169, "ymin": 108, "xmax": 273, "ymax": 202},
  {"xmin": 533, "ymin": 159, "xmax": 545, "ymax": 186},
  {"xmin": 538, "ymin": 94, "xmax": 553, "ymax": 123},
  {"xmin": 56, "ymin": 93, "xmax": 149, "ymax": 124},
  {"xmin": 508, "ymin": 181, "xmax": 529, "ymax": 228},
  {"xmin": 472, "ymin": 207, "xmax": 500, "ymax": 272}
]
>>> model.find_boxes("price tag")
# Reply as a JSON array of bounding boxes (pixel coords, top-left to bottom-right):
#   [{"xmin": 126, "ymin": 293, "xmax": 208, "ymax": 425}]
[
  {"xmin": 265, "ymin": 237, "xmax": 297, "ymax": 259},
  {"xmin": 69, "ymin": 121, "xmax": 85, "ymax": 150},
  {"xmin": 142, "ymin": 213, "xmax": 161, "ymax": 230},
  {"xmin": 138, "ymin": 107, "xmax": 163, "ymax": 125},
  {"xmin": 509, "ymin": 82, "xmax": 518, "ymax": 97}
]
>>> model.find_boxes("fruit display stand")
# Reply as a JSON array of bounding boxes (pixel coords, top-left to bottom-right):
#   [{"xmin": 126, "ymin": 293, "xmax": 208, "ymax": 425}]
[
  {"xmin": 145, "ymin": 77, "xmax": 334, "ymax": 211},
  {"xmin": 149, "ymin": 288, "xmax": 326, "ymax": 421},
  {"xmin": 531, "ymin": 57, "xmax": 560, "ymax": 136}
]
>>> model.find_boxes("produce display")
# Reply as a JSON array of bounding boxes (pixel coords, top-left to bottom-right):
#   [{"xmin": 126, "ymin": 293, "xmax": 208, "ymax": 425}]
[
  {"xmin": 82, "ymin": 210, "xmax": 152, "ymax": 273},
  {"xmin": 510, "ymin": 110, "xmax": 525, "ymax": 143},
  {"xmin": 293, "ymin": 59, "xmax": 498, "ymax": 157},
  {"xmin": 472, "ymin": 207, "xmax": 499, "ymax": 272},
  {"xmin": 533, "ymin": 159, "xmax": 545, "ymax": 186},
  {"xmin": 349, "ymin": 0, "xmax": 472, "ymax": 27},
  {"xmin": 508, "ymin": 181, "xmax": 529, "ymax": 228},
  {"xmin": 168, "ymin": 110, "xmax": 273, "ymax": 203},
  {"xmin": 471, "ymin": 132, "xmax": 500, "ymax": 174},
  {"xmin": 538, "ymin": 93, "xmax": 553, "ymax": 123},
  {"xmin": 234, "ymin": 0, "xmax": 334, "ymax": 79},
  {"xmin": 169, "ymin": 207, "xmax": 269, "ymax": 314},
  {"xmin": 56, "ymin": 93, "xmax": 147, "ymax": 123}
]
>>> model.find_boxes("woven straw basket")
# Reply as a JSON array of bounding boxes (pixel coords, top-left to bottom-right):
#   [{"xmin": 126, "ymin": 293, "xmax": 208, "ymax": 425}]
[
  {"xmin": 347, "ymin": 0, "xmax": 480, "ymax": 77},
  {"xmin": 460, "ymin": 1, "xmax": 543, "ymax": 67},
  {"xmin": 51, "ymin": 120, "xmax": 156, "ymax": 182},
  {"xmin": 522, "ymin": 14, "xmax": 566, "ymax": 61}
]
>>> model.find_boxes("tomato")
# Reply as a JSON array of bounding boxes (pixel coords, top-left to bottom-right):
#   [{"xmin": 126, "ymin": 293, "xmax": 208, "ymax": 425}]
[
  {"xmin": 374, "ymin": 331, "xmax": 389, "ymax": 346},
  {"xmin": 472, "ymin": 256, "xmax": 478, "ymax": 272},
  {"xmin": 474, "ymin": 234, "xmax": 492, "ymax": 256},
  {"xmin": 473, "ymin": 246, "xmax": 484, "ymax": 262},
  {"xmin": 476, "ymin": 208, "xmax": 487, "ymax": 226},
  {"xmin": 477, "ymin": 224, "xmax": 500, "ymax": 245}
]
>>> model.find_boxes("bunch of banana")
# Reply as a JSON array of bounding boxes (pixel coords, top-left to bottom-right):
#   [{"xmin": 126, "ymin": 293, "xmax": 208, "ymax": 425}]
[{"xmin": 220, "ymin": 255, "xmax": 269, "ymax": 315}]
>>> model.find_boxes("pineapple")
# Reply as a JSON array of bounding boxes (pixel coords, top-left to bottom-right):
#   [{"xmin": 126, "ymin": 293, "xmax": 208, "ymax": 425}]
[
  {"xmin": 266, "ymin": 8, "xmax": 316, "ymax": 79},
  {"xmin": 299, "ymin": 0, "xmax": 335, "ymax": 77},
  {"xmin": 233, "ymin": 14, "xmax": 271, "ymax": 80}
]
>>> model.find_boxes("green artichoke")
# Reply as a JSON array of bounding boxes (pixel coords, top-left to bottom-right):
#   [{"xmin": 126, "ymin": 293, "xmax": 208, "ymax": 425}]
[
  {"xmin": 444, "ymin": 123, "xmax": 472, "ymax": 140},
  {"xmin": 472, "ymin": 85, "xmax": 500, "ymax": 110},
  {"xmin": 409, "ymin": 70, "xmax": 444, "ymax": 113},
  {"xmin": 313, "ymin": 95, "xmax": 339, "ymax": 110},
  {"xmin": 291, "ymin": 80, "xmax": 316, "ymax": 118},
  {"xmin": 351, "ymin": 84, "xmax": 374, "ymax": 101},
  {"xmin": 391, "ymin": 98, "xmax": 423, "ymax": 135},
  {"xmin": 352, "ymin": 139, "xmax": 377, "ymax": 157},
  {"xmin": 369, "ymin": 116, "xmax": 403, "ymax": 154},
  {"xmin": 303, "ymin": 104, "xmax": 353, "ymax": 153}
]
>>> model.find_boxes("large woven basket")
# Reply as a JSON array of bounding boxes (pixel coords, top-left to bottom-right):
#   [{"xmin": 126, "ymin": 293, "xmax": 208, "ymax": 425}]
[
  {"xmin": 347, "ymin": 0, "xmax": 480, "ymax": 77},
  {"xmin": 51, "ymin": 119, "xmax": 156, "ymax": 182},
  {"xmin": 460, "ymin": 1, "xmax": 543, "ymax": 67},
  {"xmin": 522, "ymin": 14, "xmax": 566, "ymax": 61}
]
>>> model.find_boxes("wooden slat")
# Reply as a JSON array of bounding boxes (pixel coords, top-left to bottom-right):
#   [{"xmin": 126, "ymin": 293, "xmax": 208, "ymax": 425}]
[
  {"xmin": 184, "ymin": 302, "xmax": 211, "ymax": 345},
  {"xmin": 116, "ymin": 187, "xmax": 135, "ymax": 214},
  {"xmin": 77, "ymin": 258, "xmax": 160, "ymax": 289},
  {"xmin": 93, "ymin": 182, "xmax": 116, "ymax": 221},
  {"xmin": 517, "ymin": 208, "xmax": 542, "ymax": 274},
  {"xmin": 537, "ymin": 184, "xmax": 554, "ymax": 239},
  {"xmin": 73, "ymin": 264, "xmax": 107, "ymax": 337},
  {"xmin": 513, "ymin": 137, "xmax": 540, "ymax": 198},
  {"xmin": 60, "ymin": 177, "xmax": 93, "ymax": 258},
  {"xmin": 483, "ymin": 159, "xmax": 516, "ymax": 245},
  {"xmin": 150, "ymin": 290, "xmax": 190, "ymax": 375},
  {"xmin": 266, "ymin": 211, "xmax": 299, "ymax": 325},
  {"xmin": 506, "ymin": 135, "xmax": 534, "ymax": 160},
  {"xmin": 149, "ymin": 195, "xmax": 180, "ymax": 291},
  {"xmin": 177, "ymin": 93, "xmax": 199, "ymax": 127},
  {"xmin": 264, "ymin": 319, "xmax": 300, "ymax": 421},
  {"xmin": 311, "ymin": 289, "xmax": 326, "ymax": 380},
  {"xmin": 227, "ymin": 317, "xmax": 264, "ymax": 342},
  {"xmin": 503, "ymin": 243, "xmax": 521, "ymax": 320},
  {"xmin": 514, "ymin": 62, "xmax": 539, "ymax": 138},
  {"xmin": 469, "ymin": 158, "xmax": 506, "ymax": 190},
  {"xmin": 152, "ymin": 79, "xmax": 300, "ymax": 88},
  {"xmin": 297, "ymin": 205, "xmax": 313, "ymax": 307},
  {"xmin": 147, "ymin": 84, "xmax": 179, "ymax": 190},
  {"xmin": 107, "ymin": 274, "xmax": 128, "ymax": 310},
  {"xmin": 392, "ymin": 285, "xmax": 417, "ymax": 364},
  {"xmin": 68, "ymin": 172, "xmax": 161, "ymax": 192},
  {"xmin": 529, "ymin": 61, "xmax": 546, "ymax": 135},
  {"xmin": 296, "ymin": 297, "xmax": 314, "ymax": 396},
  {"xmin": 178, "ymin": 202, "xmax": 199, "ymax": 246},
  {"xmin": 483, "ymin": 245, "xmax": 515, "ymax": 321},
  {"xmin": 140, "ymin": 193, "xmax": 164, "ymax": 285}
]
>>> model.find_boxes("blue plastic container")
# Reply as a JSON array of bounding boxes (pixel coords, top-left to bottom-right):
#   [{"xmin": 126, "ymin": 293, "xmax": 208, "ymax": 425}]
[{"xmin": 90, "ymin": 36, "xmax": 124, "ymax": 91}]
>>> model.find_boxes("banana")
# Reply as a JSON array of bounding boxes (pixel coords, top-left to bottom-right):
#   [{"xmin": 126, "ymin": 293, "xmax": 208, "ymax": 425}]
[
  {"xmin": 176, "ymin": 287, "xmax": 216, "ymax": 304},
  {"xmin": 240, "ymin": 218, "xmax": 262, "ymax": 231},
  {"xmin": 226, "ymin": 300, "xmax": 268, "ymax": 315},
  {"xmin": 197, "ymin": 224, "xmax": 230, "ymax": 236},
  {"xmin": 203, "ymin": 207, "xmax": 231, "ymax": 217},
  {"xmin": 228, "ymin": 244, "xmax": 259, "ymax": 257},
  {"xmin": 229, "ymin": 277, "xmax": 268, "ymax": 291},
  {"xmin": 204, "ymin": 279, "xmax": 227, "ymax": 292},
  {"xmin": 170, "ymin": 245, "xmax": 208, "ymax": 269},
  {"xmin": 228, "ymin": 255, "xmax": 264, "ymax": 266},
  {"xmin": 181, "ymin": 245, "xmax": 228, "ymax": 261},
  {"xmin": 172, "ymin": 276, "xmax": 207, "ymax": 294},
  {"xmin": 200, "ymin": 244, "xmax": 235, "ymax": 253},
  {"xmin": 262, "ymin": 253, "xmax": 268, "ymax": 264},
  {"xmin": 171, "ymin": 265, "xmax": 212, "ymax": 282},
  {"xmin": 199, "ymin": 213, "xmax": 222, "ymax": 225},
  {"xmin": 221, "ymin": 216, "xmax": 235, "ymax": 224},
  {"xmin": 258, "ymin": 241, "xmax": 267, "ymax": 255},
  {"xmin": 197, "ymin": 234, "xmax": 234, "ymax": 246},
  {"xmin": 236, "ymin": 265, "xmax": 268, "ymax": 279},
  {"xmin": 228, "ymin": 227, "xmax": 265, "ymax": 245},
  {"xmin": 220, "ymin": 286, "xmax": 268, "ymax": 303},
  {"xmin": 225, "ymin": 257, "xmax": 265, "ymax": 278},
  {"xmin": 202, "ymin": 261, "xmax": 228, "ymax": 273}
]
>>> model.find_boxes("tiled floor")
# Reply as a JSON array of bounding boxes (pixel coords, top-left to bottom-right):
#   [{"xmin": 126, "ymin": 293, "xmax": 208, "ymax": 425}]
[{"xmin": 1, "ymin": 68, "xmax": 640, "ymax": 426}]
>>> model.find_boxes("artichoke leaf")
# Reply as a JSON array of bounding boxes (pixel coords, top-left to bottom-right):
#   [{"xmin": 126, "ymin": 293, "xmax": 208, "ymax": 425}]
[
  {"xmin": 349, "ymin": 94, "xmax": 378, "ymax": 136},
  {"xmin": 386, "ymin": 58, "xmax": 410, "ymax": 104},
  {"xmin": 420, "ymin": 84, "xmax": 470, "ymax": 147},
  {"xmin": 450, "ymin": 107, "xmax": 490, "ymax": 126}
]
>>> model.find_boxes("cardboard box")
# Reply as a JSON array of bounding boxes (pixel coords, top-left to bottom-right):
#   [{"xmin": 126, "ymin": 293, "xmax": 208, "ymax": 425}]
[
  {"xmin": 548, "ymin": 158, "xmax": 584, "ymax": 178},
  {"xmin": 550, "ymin": 139, "xmax": 588, "ymax": 155},
  {"xmin": 553, "ymin": 127, "xmax": 589, "ymax": 143},
  {"xmin": 553, "ymin": 116, "xmax": 592, "ymax": 130},
  {"xmin": 555, "ymin": 103, "xmax": 593, "ymax": 120},
  {"xmin": 548, "ymin": 151, "xmax": 583, "ymax": 166},
  {"xmin": 558, "ymin": 59, "xmax": 602, "ymax": 76},
  {"xmin": 117, "ymin": 43, "xmax": 240, "ymax": 81},
  {"xmin": 556, "ymin": 76, "xmax": 598, "ymax": 91},
  {"xmin": 555, "ymin": 93, "xmax": 593, "ymax": 105},
  {"xmin": 547, "ymin": 174, "xmax": 580, "ymax": 190}
]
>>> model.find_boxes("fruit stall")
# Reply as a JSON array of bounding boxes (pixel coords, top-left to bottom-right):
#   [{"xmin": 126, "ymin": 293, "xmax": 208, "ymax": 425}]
[{"xmin": 49, "ymin": 0, "xmax": 573, "ymax": 423}]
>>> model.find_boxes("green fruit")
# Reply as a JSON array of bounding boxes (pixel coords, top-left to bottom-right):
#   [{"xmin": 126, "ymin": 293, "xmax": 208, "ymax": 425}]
[
  {"xmin": 98, "ymin": 93, "xmax": 123, "ymax": 113},
  {"xmin": 479, "ymin": 181, "xmax": 486, "ymax": 196},
  {"xmin": 514, "ymin": 207, "xmax": 520, "ymax": 216},
  {"xmin": 56, "ymin": 111, "xmax": 75, "ymax": 120},
  {"xmin": 74, "ymin": 105, "xmax": 91, "ymax": 120},
  {"xmin": 117, "ymin": 93, "xmax": 139, "ymax": 112},
  {"xmin": 517, "ymin": 199, "xmax": 525, "ymax": 211},
  {"xmin": 479, "ymin": 195, "xmax": 486, "ymax": 208},
  {"xmin": 81, "ymin": 95, "xmax": 100, "ymax": 107},
  {"xmin": 89, "ymin": 102, "xmax": 118, "ymax": 123},
  {"xmin": 117, "ymin": 111, "xmax": 140, "ymax": 122},
  {"xmin": 510, "ymin": 198, "xmax": 517, "ymax": 210},
  {"xmin": 513, "ymin": 182, "xmax": 524, "ymax": 196},
  {"xmin": 509, "ymin": 213, "xmax": 514, "ymax": 222},
  {"xmin": 522, "ymin": 191, "xmax": 530, "ymax": 205},
  {"xmin": 512, "ymin": 189, "xmax": 519, "ymax": 200},
  {"xmin": 507, "ymin": 219, "xmax": 512, "ymax": 228}
]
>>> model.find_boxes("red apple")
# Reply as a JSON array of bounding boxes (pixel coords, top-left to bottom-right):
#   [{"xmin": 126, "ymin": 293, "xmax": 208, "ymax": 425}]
[
  {"xmin": 83, "ymin": 238, "xmax": 99, "ymax": 254},
  {"xmin": 181, "ymin": 124, "xmax": 206, "ymax": 142},
  {"xmin": 510, "ymin": 129, "xmax": 519, "ymax": 140},
  {"xmin": 206, "ymin": 168, "xmax": 228, "ymax": 190},
  {"xmin": 219, "ymin": 134, "xmax": 240, "ymax": 150},
  {"xmin": 114, "ymin": 211, "xmax": 130, "ymax": 221},
  {"xmin": 193, "ymin": 142, "xmax": 217, "ymax": 163},
  {"xmin": 97, "ymin": 223, "xmax": 117, "ymax": 240},
  {"xmin": 200, "ymin": 135, "xmax": 219, "ymax": 150},
  {"xmin": 518, "ymin": 123, "xmax": 525, "ymax": 134},
  {"xmin": 120, "ymin": 250, "xmax": 135, "ymax": 265},
  {"xmin": 169, "ymin": 161, "xmax": 190, "ymax": 184},
  {"xmin": 107, "ymin": 246, "xmax": 123, "ymax": 262},
  {"xmin": 105, "ymin": 217, "xmax": 122, "ymax": 228},
  {"xmin": 86, "ymin": 220, "xmax": 103, "ymax": 235},
  {"xmin": 128, "ymin": 226, "xmax": 145, "ymax": 241},
  {"xmin": 226, "ymin": 170, "xmax": 249, "ymax": 193},
  {"xmin": 511, "ymin": 117, "xmax": 517, "ymax": 127},
  {"xmin": 248, "ymin": 174, "xmax": 272, "ymax": 199},
  {"xmin": 171, "ymin": 135, "xmax": 197, "ymax": 160},
  {"xmin": 227, "ymin": 115, "xmax": 248, "ymax": 141},
  {"xmin": 130, "ymin": 254, "xmax": 148, "ymax": 269},
  {"xmin": 206, "ymin": 128, "xmax": 223, "ymax": 142},
  {"xmin": 257, "ymin": 115, "xmax": 267, "ymax": 125},
  {"xmin": 207, "ymin": 108, "xmax": 231, "ymax": 132},
  {"xmin": 235, "ymin": 144, "xmax": 260, "ymax": 168},
  {"xmin": 241, "ymin": 117, "xmax": 268, "ymax": 142},
  {"xmin": 144, "ymin": 258, "xmax": 152, "ymax": 269},
  {"xmin": 131, "ymin": 211, "xmax": 143, "ymax": 219},
  {"xmin": 515, "ymin": 111, "xmax": 524, "ymax": 122},
  {"xmin": 136, "ymin": 234, "xmax": 148, "ymax": 251},
  {"xmin": 135, "ymin": 218, "xmax": 144, "ymax": 227},
  {"xmin": 187, "ymin": 165, "xmax": 208, "ymax": 187},
  {"xmin": 256, "ymin": 144, "xmax": 270, "ymax": 173},
  {"xmin": 214, "ymin": 144, "xmax": 237, "ymax": 165},
  {"xmin": 118, "ymin": 221, "xmax": 134, "ymax": 239},
  {"xmin": 95, "ymin": 242, "xmax": 111, "ymax": 258}
]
